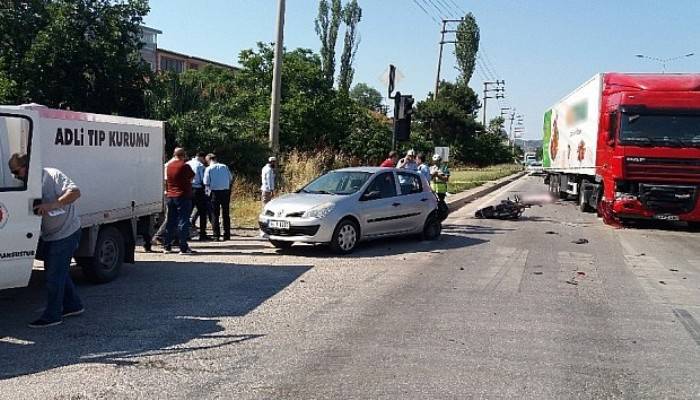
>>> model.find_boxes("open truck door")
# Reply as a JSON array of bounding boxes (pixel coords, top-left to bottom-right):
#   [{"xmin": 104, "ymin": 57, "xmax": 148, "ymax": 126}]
[{"xmin": 0, "ymin": 112, "xmax": 42, "ymax": 290}]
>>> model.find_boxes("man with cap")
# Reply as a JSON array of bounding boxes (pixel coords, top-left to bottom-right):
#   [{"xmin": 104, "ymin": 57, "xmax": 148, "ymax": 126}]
[
  {"xmin": 397, "ymin": 149, "xmax": 418, "ymax": 171},
  {"xmin": 430, "ymin": 153, "xmax": 450, "ymax": 220},
  {"xmin": 261, "ymin": 157, "xmax": 277, "ymax": 206},
  {"xmin": 204, "ymin": 153, "xmax": 233, "ymax": 241}
]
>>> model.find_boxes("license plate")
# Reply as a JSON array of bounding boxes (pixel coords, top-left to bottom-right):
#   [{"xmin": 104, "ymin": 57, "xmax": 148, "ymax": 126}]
[
  {"xmin": 268, "ymin": 220, "xmax": 290, "ymax": 229},
  {"xmin": 654, "ymin": 214, "xmax": 680, "ymax": 221}
]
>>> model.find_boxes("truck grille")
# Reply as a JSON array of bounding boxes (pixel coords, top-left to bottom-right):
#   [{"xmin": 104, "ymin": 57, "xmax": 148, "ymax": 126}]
[
  {"xmin": 638, "ymin": 184, "xmax": 697, "ymax": 214},
  {"xmin": 625, "ymin": 157, "xmax": 700, "ymax": 183}
]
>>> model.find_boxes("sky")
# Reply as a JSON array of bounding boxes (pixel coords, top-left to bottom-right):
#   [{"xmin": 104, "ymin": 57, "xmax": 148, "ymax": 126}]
[{"xmin": 144, "ymin": 0, "xmax": 700, "ymax": 140}]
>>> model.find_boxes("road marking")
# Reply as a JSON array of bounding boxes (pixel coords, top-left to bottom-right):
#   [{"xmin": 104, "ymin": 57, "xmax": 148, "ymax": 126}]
[
  {"xmin": 672, "ymin": 308, "xmax": 700, "ymax": 346},
  {"xmin": 480, "ymin": 247, "xmax": 529, "ymax": 293}
]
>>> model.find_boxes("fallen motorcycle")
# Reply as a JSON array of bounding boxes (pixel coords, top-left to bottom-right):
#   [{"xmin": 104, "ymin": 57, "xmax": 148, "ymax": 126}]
[{"xmin": 474, "ymin": 195, "xmax": 531, "ymax": 220}]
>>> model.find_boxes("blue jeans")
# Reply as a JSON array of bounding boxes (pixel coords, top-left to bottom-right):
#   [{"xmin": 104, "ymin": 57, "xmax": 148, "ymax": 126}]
[
  {"xmin": 41, "ymin": 229, "xmax": 83, "ymax": 322},
  {"xmin": 165, "ymin": 197, "xmax": 192, "ymax": 252}
]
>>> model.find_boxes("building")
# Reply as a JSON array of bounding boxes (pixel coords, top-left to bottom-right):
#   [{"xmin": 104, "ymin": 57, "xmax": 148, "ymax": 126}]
[
  {"xmin": 140, "ymin": 26, "xmax": 161, "ymax": 72},
  {"xmin": 139, "ymin": 26, "xmax": 237, "ymax": 74}
]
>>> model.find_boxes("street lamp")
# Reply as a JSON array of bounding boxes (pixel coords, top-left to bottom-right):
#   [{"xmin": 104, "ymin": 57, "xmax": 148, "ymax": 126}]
[{"xmin": 635, "ymin": 52, "xmax": 694, "ymax": 73}]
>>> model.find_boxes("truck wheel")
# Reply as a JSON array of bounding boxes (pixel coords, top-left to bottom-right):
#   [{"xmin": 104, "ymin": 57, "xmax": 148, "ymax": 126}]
[
  {"xmin": 270, "ymin": 240, "xmax": 293, "ymax": 249},
  {"xmin": 688, "ymin": 222, "xmax": 700, "ymax": 232},
  {"xmin": 330, "ymin": 219, "xmax": 359, "ymax": 255},
  {"xmin": 578, "ymin": 180, "xmax": 591, "ymax": 212},
  {"xmin": 78, "ymin": 226, "xmax": 125, "ymax": 284}
]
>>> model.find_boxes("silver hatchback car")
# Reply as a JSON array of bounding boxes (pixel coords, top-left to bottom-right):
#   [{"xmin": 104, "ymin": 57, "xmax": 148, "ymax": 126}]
[{"xmin": 259, "ymin": 167, "xmax": 441, "ymax": 254}]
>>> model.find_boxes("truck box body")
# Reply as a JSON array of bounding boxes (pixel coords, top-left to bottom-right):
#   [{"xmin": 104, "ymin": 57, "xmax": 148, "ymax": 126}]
[
  {"xmin": 542, "ymin": 73, "xmax": 700, "ymax": 224},
  {"xmin": 0, "ymin": 105, "xmax": 164, "ymax": 290},
  {"xmin": 542, "ymin": 74, "xmax": 601, "ymax": 176}
]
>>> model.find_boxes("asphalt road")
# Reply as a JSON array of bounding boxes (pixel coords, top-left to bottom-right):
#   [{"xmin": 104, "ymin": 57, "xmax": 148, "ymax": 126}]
[{"xmin": 1, "ymin": 175, "xmax": 699, "ymax": 399}]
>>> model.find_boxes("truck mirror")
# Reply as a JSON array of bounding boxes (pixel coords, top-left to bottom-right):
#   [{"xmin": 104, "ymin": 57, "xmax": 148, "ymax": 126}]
[{"xmin": 607, "ymin": 111, "xmax": 618, "ymax": 146}]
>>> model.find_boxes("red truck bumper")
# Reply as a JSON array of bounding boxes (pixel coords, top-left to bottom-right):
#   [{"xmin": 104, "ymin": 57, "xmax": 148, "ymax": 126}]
[{"xmin": 611, "ymin": 197, "xmax": 700, "ymax": 223}]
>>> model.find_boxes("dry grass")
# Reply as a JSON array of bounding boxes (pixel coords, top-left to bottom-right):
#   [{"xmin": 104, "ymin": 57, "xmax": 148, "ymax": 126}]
[{"xmin": 448, "ymin": 164, "xmax": 523, "ymax": 193}]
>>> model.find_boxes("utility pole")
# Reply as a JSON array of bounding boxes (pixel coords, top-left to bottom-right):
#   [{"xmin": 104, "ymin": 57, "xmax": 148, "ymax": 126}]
[
  {"xmin": 434, "ymin": 19, "xmax": 462, "ymax": 97},
  {"xmin": 482, "ymin": 80, "xmax": 505, "ymax": 127},
  {"xmin": 268, "ymin": 0, "xmax": 286, "ymax": 153}
]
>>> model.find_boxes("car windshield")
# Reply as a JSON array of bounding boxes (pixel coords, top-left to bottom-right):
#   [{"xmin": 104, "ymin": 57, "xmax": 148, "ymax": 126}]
[
  {"xmin": 620, "ymin": 113, "xmax": 700, "ymax": 147},
  {"xmin": 300, "ymin": 171, "xmax": 372, "ymax": 195}
]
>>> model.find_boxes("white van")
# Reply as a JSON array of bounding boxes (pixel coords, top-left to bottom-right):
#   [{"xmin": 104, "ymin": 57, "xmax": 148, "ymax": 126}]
[{"xmin": 0, "ymin": 105, "xmax": 164, "ymax": 290}]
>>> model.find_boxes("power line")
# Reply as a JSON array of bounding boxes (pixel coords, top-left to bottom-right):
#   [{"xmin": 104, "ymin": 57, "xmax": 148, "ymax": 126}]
[
  {"xmin": 434, "ymin": 0, "xmax": 458, "ymax": 18},
  {"xmin": 423, "ymin": 0, "xmax": 450, "ymax": 20},
  {"xmin": 411, "ymin": 0, "xmax": 440, "ymax": 24},
  {"xmin": 446, "ymin": 0, "xmax": 466, "ymax": 15}
]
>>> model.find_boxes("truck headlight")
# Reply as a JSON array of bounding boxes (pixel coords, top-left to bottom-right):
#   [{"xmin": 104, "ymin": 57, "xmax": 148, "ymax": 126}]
[{"xmin": 302, "ymin": 203, "xmax": 335, "ymax": 219}]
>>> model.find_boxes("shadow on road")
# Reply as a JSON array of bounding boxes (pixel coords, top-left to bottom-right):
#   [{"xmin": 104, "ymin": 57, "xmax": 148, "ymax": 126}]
[
  {"xmin": 0, "ymin": 261, "xmax": 311, "ymax": 380},
  {"xmin": 277, "ymin": 232, "xmax": 490, "ymax": 259}
]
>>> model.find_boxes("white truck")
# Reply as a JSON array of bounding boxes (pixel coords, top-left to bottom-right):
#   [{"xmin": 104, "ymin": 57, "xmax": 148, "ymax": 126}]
[{"xmin": 0, "ymin": 105, "xmax": 164, "ymax": 290}]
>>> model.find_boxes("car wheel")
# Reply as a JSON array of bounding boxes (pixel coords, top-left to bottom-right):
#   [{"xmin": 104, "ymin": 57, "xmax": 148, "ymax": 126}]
[
  {"xmin": 78, "ymin": 226, "xmax": 124, "ymax": 284},
  {"xmin": 422, "ymin": 214, "xmax": 442, "ymax": 241},
  {"xmin": 270, "ymin": 240, "xmax": 293, "ymax": 249},
  {"xmin": 330, "ymin": 219, "xmax": 359, "ymax": 254}
]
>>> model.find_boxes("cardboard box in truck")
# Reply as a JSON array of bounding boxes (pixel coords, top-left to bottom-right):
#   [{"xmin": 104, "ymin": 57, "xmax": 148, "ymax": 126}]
[{"xmin": 0, "ymin": 105, "xmax": 164, "ymax": 290}]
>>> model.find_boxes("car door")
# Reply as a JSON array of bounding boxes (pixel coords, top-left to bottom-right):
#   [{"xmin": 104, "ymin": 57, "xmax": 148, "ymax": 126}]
[
  {"xmin": 0, "ymin": 112, "xmax": 42, "ymax": 290},
  {"xmin": 358, "ymin": 172, "xmax": 402, "ymax": 237},
  {"xmin": 396, "ymin": 171, "xmax": 430, "ymax": 231}
]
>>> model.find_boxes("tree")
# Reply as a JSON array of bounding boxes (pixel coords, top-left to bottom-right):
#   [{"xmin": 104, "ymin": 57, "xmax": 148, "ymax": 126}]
[
  {"xmin": 0, "ymin": 0, "xmax": 151, "ymax": 116},
  {"xmin": 315, "ymin": 0, "xmax": 342, "ymax": 87},
  {"xmin": 487, "ymin": 116, "xmax": 507, "ymax": 138},
  {"xmin": 535, "ymin": 146, "xmax": 543, "ymax": 161},
  {"xmin": 338, "ymin": 0, "xmax": 362, "ymax": 94},
  {"xmin": 455, "ymin": 12, "xmax": 480, "ymax": 84},
  {"xmin": 349, "ymin": 83, "xmax": 382, "ymax": 111}
]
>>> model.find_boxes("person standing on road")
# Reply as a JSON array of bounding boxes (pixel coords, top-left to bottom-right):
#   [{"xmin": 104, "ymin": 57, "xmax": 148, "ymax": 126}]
[
  {"xmin": 416, "ymin": 153, "xmax": 431, "ymax": 183},
  {"xmin": 187, "ymin": 151, "xmax": 209, "ymax": 241},
  {"xmin": 164, "ymin": 148, "xmax": 196, "ymax": 254},
  {"xmin": 430, "ymin": 154, "xmax": 450, "ymax": 220},
  {"xmin": 9, "ymin": 153, "xmax": 84, "ymax": 328},
  {"xmin": 261, "ymin": 157, "xmax": 277, "ymax": 206},
  {"xmin": 204, "ymin": 154, "xmax": 233, "ymax": 241},
  {"xmin": 379, "ymin": 151, "xmax": 398, "ymax": 168},
  {"xmin": 397, "ymin": 149, "xmax": 418, "ymax": 171}
]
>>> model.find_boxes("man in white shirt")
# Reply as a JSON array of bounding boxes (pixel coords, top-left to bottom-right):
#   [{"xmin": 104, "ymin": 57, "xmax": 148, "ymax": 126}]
[
  {"xmin": 204, "ymin": 154, "xmax": 233, "ymax": 241},
  {"xmin": 187, "ymin": 151, "xmax": 208, "ymax": 241},
  {"xmin": 261, "ymin": 157, "xmax": 277, "ymax": 206}
]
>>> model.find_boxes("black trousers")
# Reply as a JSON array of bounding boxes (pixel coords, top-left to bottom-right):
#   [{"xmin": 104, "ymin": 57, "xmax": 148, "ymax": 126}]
[
  {"xmin": 211, "ymin": 189, "xmax": 231, "ymax": 240},
  {"xmin": 192, "ymin": 187, "xmax": 208, "ymax": 238}
]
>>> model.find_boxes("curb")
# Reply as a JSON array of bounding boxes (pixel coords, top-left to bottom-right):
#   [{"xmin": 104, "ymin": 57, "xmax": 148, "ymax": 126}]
[{"xmin": 446, "ymin": 171, "xmax": 528, "ymax": 212}]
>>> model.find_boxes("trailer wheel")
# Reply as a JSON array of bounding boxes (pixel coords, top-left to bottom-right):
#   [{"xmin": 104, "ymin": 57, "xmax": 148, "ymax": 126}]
[
  {"xmin": 78, "ymin": 226, "xmax": 125, "ymax": 284},
  {"xmin": 578, "ymin": 180, "xmax": 592, "ymax": 212}
]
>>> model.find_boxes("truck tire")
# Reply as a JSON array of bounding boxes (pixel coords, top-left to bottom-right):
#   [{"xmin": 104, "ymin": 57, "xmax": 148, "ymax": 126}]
[
  {"xmin": 578, "ymin": 180, "xmax": 592, "ymax": 212},
  {"xmin": 78, "ymin": 226, "xmax": 125, "ymax": 284},
  {"xmin": 688, "ymin": 221, "xmax": 700, "ymax": 232}
]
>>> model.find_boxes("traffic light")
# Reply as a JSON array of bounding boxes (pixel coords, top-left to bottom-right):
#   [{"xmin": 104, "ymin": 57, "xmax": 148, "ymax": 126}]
[{"xmin": 394, "ymin": 95, "xmax": 414, "ymax": 142}]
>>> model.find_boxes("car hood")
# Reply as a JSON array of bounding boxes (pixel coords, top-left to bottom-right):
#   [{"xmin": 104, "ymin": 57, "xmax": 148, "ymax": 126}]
[{"xmin": 264, "ymin": 193, "xmax": 347, "ymax": 216}]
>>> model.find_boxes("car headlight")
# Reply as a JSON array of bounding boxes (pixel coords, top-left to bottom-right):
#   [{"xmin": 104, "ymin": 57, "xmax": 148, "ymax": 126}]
[{"xmin": 302, "ymin": 203, "xmax": 335, "ymax": 219}]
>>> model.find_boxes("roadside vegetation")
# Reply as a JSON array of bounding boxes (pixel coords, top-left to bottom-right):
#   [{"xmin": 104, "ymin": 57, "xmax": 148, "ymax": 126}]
[
  {"xmin": 448, "ymin": 164, "xmax": 523, "ymax": 193},
  {"xmin": 1, "ymin": 0, "xmax": 525, "ymax": 231}
]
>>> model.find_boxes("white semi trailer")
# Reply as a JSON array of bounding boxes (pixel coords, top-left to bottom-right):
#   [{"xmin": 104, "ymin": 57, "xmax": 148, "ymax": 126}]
[{"xmin": 0, "ymin": 105, "xmax": 164, "ymax": 290}]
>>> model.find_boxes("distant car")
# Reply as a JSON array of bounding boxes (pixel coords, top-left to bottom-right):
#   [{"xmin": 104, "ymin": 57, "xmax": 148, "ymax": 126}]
[
  {"xmin": 259, "ymin": 167, "xmax": 441, "ymax": 254},
  {"xmin": 527, "ymin": 161, "xmax": 545, "ymax": 175}
]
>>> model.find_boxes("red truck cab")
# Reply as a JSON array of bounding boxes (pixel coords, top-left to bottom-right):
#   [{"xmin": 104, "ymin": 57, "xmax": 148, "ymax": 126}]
[{"xmin": 597, "ymin": 74, "xmax": 700, "ymax": 226}]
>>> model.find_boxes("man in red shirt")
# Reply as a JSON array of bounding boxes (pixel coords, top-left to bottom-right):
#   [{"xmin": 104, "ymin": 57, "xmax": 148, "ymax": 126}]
[
  {"xmin": 164, "ymin": 147, "xmax": 196, "ymax": 255},
  {"xmin": 379, "ymin": 151, "xmax": 398, "ymax": 168}
]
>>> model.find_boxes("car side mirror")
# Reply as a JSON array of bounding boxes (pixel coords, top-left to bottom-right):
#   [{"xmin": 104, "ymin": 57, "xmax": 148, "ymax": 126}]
[
  {"xmin": 361, "ymin": 190, "xmax": 381, "ymax": 201},
  {"xmin": 607, "ymin": 111, "xmax": 618, "ymax": 146}
]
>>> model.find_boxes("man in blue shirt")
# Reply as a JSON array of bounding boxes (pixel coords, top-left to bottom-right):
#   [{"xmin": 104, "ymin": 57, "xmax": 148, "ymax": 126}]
[
  {"xmin": 204, "ymin": 153, "xmax": 233, "ymax": 241},
  {"xmin": 187, "ymin": 151, "xmax": 208, "ymax": 241}
]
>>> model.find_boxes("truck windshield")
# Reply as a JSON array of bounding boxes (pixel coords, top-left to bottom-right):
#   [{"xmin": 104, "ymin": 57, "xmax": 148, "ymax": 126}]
[
  {"xmin": 620, "ymin": 113, "xmax": 700, "ymax": 147},
  {"xmin": 0, "ymin": 115, "xmax": 32, "ymax": 191}
]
